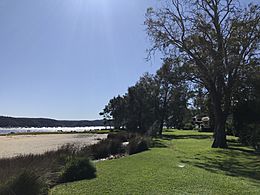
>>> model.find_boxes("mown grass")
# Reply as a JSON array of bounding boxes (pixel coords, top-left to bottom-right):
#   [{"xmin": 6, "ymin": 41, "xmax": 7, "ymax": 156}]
[{"xmin": 50, "ymin": 130, "xmax": 260, "ymax": 195}]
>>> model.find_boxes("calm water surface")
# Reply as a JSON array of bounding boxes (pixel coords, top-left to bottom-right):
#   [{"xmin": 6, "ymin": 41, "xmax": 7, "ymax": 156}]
[{"xmin": 0, "ymin": 126, "xmax": 112, "ymax": 134}]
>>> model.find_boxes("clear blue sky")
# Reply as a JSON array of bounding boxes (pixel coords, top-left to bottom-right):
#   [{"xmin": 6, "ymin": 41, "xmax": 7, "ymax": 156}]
[
  {"xmin": 0, "ymin": 0, "xmax": 161, "ymax": 120},
  {"xmin": 0, "ymin": 0, "xmax": 256, "ymax": 120}
]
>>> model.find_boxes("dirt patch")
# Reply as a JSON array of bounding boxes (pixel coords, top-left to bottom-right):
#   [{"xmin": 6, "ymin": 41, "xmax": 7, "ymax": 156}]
[{"xmin": 0, "ymin": 133, "xmax": 107, "ymax": 158}]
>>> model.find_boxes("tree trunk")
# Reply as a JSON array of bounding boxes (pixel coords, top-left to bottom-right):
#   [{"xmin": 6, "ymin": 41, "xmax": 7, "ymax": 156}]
[
  {"xmin": 211, "ymin": 98, "xmax": 228, "ymax": 148},
  {"xmin": 158, "ymin": 119, "xmax": 164, "ymax": 136},
  {"xmin": 211, "ymin": 116, "xmax": 227, "ymax": 148}
]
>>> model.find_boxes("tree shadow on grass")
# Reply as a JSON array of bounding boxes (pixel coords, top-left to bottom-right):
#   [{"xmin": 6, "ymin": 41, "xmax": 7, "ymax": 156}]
[
  {"xmin": 228, "ymin": 139, "xmax": 256, "ymax": 154},
  {"xmin": 151, "ymin": 139, "xmax": 168, "ymax": 148},
  {"xmin": 159, "ymin": 131, "xmax": 260, "ymax": 181},
  {"xmin": 182, "ymin": 144, "xmax": 260, "ymax": 181},
  {"xmin": 160, "ymin": 134, "xmax": 212, "ymax": 141}
]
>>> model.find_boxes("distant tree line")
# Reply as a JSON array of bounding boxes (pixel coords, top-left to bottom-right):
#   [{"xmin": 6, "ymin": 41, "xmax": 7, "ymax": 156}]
[
  {"xmin": 0, "ymin": 116, "xmax": 104, "ymax": 128},
  {"xmin": 100, "ymin": 59, "xmax": 194, "ymax": 135},
  {"xmin": 100, "ymin": 59, "xmax": 191, "ymax": 136}
]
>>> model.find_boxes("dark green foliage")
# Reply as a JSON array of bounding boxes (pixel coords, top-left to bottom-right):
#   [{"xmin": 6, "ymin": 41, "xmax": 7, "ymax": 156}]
[
  {"xmin": 89, "ymin": 139, "xmax": 111, "ymax": 159},
  {"xmin": 101, "ymin": 67, "xmax": 190, "ymax": 136},
  {"xmin": 59, "ymin": 157, "xmax": 96, "ymax": 183},
  {"xmin": 233, "ymin": 69, "xmax": 260, "ymax": 151},
  {"xmin": 88, "ymin": 138, "xmax": 125, "ymax": 160},
  {"xmin": 109, "ymin": 138, "xmax": 125, "ymax": 155},
  {"xmin": 242, "ymin": 124, "xmax": 260, "ymax": 152},
  {"xmin": 0, "ymin": 171, "xmax": 47, "ymax": 195},
  {"xmin": 99, "ymin": 96, "xmax": 127, "ymax": 129},
  {"xmin": 183, "ymin": 123, "xmax": 194, "ymax": 130},
  {"xmin": 145, "ymin": 0, "xmax": 260, "ymax": 148},
  {"xmin": 126, "ymin": 74, "xmax": 160, "ymax": 133},
  {"xmin": 128, "ymin": 136, "xmax": 150, "ymax": 155},
  {"xmin": 107, "ymin": 131, "xmax": 128, "ymax": 142},
  {"xmin": 156, "ymin": 60, "xmax": 189, "ymax": 134}
]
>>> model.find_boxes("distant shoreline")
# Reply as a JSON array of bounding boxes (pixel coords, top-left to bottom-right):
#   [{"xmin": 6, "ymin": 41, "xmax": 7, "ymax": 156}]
[
  {"xmin": 0, "ymin": 127, "xmax": 112, "ymax": 136},
  {"xmin": 0, "ymin": 116, "xmax": 105, "ymax": 128}
]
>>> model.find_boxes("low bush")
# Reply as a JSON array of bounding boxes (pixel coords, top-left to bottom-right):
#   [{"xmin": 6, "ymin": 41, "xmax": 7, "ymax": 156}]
[
  {"xmin": 0, "ymin": 135, "xmax": 128, "ymax": 193},
  {"xmin": 0, "ymin": 170, "xmax": 47, "ymax": 195},
  {"xmin": 109, "ymin": 138, "xmax": 125, "ymax": 155},
  {"xmin": 183, "ymin": 123, "xmax": 194, "ymax": 130},
  {"xmin": 89, "ymin": 138, "xmax": 125, "ymax": 159},
  {"xmin": 59, "ymin": 157, "xmax": 96, "ymax": 183},
  {"xmin": 107, "ymin": 131, "xmax": 128, "ymax": 142},
  {"xmin": 0, "ymin": 144, "xmax": 79, "ymax": 192},
  {"xmin": 239, "ymin": 123, "xmax": 260, "ymax": 152},
  {"xmin": 89, "ymin": 139, "xmax": 112, "ymax": 159},
  {"xmin": 128, "ymin": 136, "xmax": 150, "ymax": 155}
]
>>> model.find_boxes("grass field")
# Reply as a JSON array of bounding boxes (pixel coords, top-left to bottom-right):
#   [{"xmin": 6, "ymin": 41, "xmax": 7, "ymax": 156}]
[{"xmin": 50, "ymin": 130, "xmax": 260, "ymax": 195}]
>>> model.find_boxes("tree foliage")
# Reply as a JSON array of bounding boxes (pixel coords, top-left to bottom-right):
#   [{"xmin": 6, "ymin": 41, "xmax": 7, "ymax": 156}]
[
  {"xmin": 101, "ymin": 64, "xmax": 189, "ymax": 135},
  {"xmin": 233, "ymin": 67, "xmax": 260, "ymax": 151},
  {"xmin": 145, "ymin": 0, "xmax": 260, "ymax": 148}
]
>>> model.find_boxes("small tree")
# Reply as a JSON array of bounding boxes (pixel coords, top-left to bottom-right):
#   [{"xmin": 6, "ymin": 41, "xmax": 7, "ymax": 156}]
[
  {"xmin": 100, "ymin": 95, "xmax": 127, "ymax": 129},
  {"xmin": 126, "ymin": 73, "xmax": 159, "ymax": 133},
  {"xmin": 156, "ymin": 58, "xmax": 189, "ymax": 133}
]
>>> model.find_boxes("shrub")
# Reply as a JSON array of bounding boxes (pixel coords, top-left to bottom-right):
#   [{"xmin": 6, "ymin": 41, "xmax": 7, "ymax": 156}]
[
  {"xmin": 59, "ymin": 157, "xmax": 96, "ymax": 183},
  {"xmin": 107, "ymin": 131, "xmax": 128, "ymax": 142},
  {"xmin": 89, "ymin": 139, "xmax": 112, "ymax": 159},
  {"xmin": 183, "ymin": 123, "xmax": 194, "ymax": 130},
  {"xmin": 239, "ymin": 123, "xmax": 260, "ymax": 152},
  {"xmin": 109, "ymin": 138, "xmax": 125, "ymax": 155},
  {"xmin": 0, "ymin": 170, "xmax": 47, "ymax": 195},
  {"xmin": 0, "ymin": 144, "xmax": 80, "ymax": 190},
  {"xmin": 128, "ymin": 136, "xmax": 150, "ymax": 155},
  {"xmin": 88, "ymin": 137, "xmax": 125, "ymax": 160}
]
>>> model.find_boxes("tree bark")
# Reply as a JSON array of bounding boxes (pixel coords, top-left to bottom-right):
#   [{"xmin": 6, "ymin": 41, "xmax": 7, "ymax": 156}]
[
  {"xmin": 211, "ymin": 94, "xmax": 228, "ymax": 148},
  {"xmin": 211, "ymin": 115, "xmax": 228, "ymax": 148},
  {"xmin": 158, "ymin": 119, "xmax": 164, "ymax": 136}
]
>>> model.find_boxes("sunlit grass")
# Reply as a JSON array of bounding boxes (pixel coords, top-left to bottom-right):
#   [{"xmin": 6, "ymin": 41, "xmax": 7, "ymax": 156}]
[{"xmin": 50, "ymin": 130, "xmax": 260, "ymax": 195}]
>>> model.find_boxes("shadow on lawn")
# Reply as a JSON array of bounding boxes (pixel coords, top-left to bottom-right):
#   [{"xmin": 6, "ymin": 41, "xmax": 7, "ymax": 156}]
[
  {"xmin": 161, "ymin": 133, "xmax": 212, "ymax": 141},
  {"xmin": 182, "ymin": 140, "xmax": 260, "ymax": 181},
  {"xmin": 151, "ymin": 139, "xmax": 168, "ymax": 148},
  {"xmin": 228, "ymin": 140, "xmax": 256, "ymax": 154}
]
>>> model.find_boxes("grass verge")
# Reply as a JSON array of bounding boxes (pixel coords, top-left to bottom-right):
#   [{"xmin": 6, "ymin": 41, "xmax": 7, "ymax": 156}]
[{"xmin": 50, "ymin": 130, "xmax": 260, "ymax": 195}]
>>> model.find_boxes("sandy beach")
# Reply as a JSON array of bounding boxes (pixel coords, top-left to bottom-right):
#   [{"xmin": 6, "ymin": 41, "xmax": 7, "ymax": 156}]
[{"xmin": 0, "ymin": 133, "xmax": 107, "ymax": 158}]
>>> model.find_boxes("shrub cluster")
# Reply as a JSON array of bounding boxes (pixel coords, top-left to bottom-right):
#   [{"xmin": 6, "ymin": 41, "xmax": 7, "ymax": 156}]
[
  {"xmin": 59, "ymin": 157, "xmax": 96, "ymax": 183},
  {"xmin": 0, "ymin": 144, "xmax": 81, "ymax": 194},
  {"xmin": 239, "ymin": 124, "xmax": 260, "ymax": 152},
  {"xmin": 0, "ymin": 171, "xmax": 47, "ymax": 195},
  {"xmin": 87, "ymin": 135, "xmax": 125, "ymax": 159},
  {"xmin": 0, "ymin": 131, "xmax": 151, "ymax": 194},
  {"xmin": 107, "ymin": 131, "xmax": 128, "ymax": 142},
  {"xmin": 127, "ymin": 136, "xmax": 150, "ymax": 155}
]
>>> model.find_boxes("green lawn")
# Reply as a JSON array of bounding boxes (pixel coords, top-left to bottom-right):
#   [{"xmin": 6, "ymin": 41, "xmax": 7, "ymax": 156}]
[{"xmin": 50, "ymin": 130, "xmax": 260, "ymax": 195}]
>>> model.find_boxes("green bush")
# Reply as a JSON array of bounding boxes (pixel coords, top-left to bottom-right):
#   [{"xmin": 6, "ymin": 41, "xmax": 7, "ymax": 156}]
[
  {"xmin": 89, "ymin": 138, "xmax": 125, "ymax": 159},
  {"xmin": 183, "ymin": 123, "xmax": 194, "ymax": 130},
  {"xmin": 90, "ymin": 139, "xmax": 112, "ymax": 159},
  {"xmin": 0, "ymin": 170, "xmax": 46, "ymax": 195},
  {"xmin": 59, "ymin": 157, "xmax": 96, "ymax": 183},
  {"xmin": 109, "ymin": 138, "xmax": 125, "ymax": 155},
  {"xmin": 128, "ymin": 136, "xmax": 150, "ymax": 155},
  {"xmin": 107, "ymin": 131, "xmax": 128, "ymax": 142},
  {"xmin": 239, "ymin": 123, "xmax": 260, "ymax": 152}
]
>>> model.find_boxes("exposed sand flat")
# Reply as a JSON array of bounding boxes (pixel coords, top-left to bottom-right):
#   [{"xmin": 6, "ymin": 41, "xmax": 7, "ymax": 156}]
[{"xmin": 0, "ymin": 133, "xmax": 107, "ymax": 158}]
